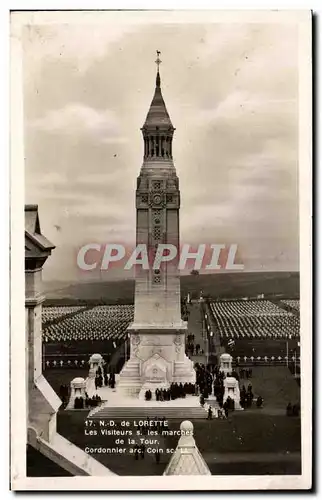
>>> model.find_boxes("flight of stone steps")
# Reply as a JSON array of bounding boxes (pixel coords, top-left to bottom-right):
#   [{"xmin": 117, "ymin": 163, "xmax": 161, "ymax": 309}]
[{"xmin": 91, "ymin": 405, "xmax": 209, "ymax": 420}]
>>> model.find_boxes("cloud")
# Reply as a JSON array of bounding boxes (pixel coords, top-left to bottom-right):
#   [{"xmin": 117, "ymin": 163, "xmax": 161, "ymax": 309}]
[
  {"xmin": 23, "ymin": 23, "xmax": 138, "ymax": 73},
  {"xmin": 29, "ymin": 103, "xmax": 127, "ymax": 143}
]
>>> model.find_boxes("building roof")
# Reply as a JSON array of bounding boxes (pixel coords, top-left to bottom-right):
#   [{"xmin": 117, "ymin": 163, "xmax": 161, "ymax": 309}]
[
  {"xmin": 163, "ymin": 421, "xmax": 211, "ymax": 476},
  {"xmin": 143, "ymin": 71, "xmax": 174, "ymax": 129},
  {"xmin": 25, "ymin": 204, "xmax": 41, "ymax": 234},
  {"xmin": 25, "ymin": 204, "xmax": 55, "ymax": 254}
]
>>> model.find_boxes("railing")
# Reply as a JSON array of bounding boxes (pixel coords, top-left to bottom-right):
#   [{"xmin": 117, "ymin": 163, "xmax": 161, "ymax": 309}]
[
  {"xmin": 43, "ymin": 353, "xmax": 113, "ymax": 369},
  {"xmin": 233, "ymin": 356, "xmax": 301, "ymax": 367}
]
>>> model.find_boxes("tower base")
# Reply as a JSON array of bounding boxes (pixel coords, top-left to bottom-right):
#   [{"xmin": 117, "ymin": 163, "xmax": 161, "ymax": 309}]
[{"xmin": 118, "ymin": 327, "xmax": 196, "ymax": 398}]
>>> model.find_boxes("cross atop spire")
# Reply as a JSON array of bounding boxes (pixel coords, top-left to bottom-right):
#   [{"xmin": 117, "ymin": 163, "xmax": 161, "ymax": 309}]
[
  {"xmin": 155, "ymin": 50, "xmax": 161, "ymax": 87},
  {"xmin": 142, "ymin": 50, "xmax": 174, "ymax": 134},
  {"xmin": 155, "ymin": 50, "xmax": 162, "ymax": 70}
]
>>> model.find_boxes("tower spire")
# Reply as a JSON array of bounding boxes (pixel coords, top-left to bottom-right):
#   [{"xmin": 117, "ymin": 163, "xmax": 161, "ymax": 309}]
[
  {"xmin": 155, "ymin": 50, "xmax": 161, "ymax": 88},
  {"xmin": 141, "ymin": 52, "xmax": 175, "ymax": 161}
]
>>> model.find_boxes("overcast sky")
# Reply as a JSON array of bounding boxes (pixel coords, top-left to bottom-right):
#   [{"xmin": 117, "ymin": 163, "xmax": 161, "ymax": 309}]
[{"xmin": 23, "ymin": 15, "xmax": 299, "ymax": 282}]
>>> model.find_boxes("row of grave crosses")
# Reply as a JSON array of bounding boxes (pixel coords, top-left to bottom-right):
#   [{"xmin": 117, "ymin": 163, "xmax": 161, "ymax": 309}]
[
  {"xmin": 43, "ymin": 355, "xmax": 301, "ymax": 368},
  {"xmin": 45, "ymin": 359, "xmax": 87, "ymax": 368},
  {"xmin": 236, "ymin": 355, "xmax": 300, "ymax": 362}
]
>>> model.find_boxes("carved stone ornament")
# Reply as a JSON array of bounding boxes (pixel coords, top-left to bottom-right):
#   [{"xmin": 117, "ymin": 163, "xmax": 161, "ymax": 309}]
[
  {"xmin": 131, "ymin": 334, "xmax": 141, "ymax": 356},
  {"xmin": 149, "ymin": 191, "xmax": 165, "ymax": 208},
  {"xmin": 131, "ymin": 334, "xmax": 141, "ymax": 345},
  {"xmin": 174, "ymin": 334, "xmax": 182, "ymax": 354}
]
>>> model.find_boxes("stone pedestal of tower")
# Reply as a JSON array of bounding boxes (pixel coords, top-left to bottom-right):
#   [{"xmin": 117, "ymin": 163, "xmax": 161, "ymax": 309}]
[
  {"xmin": 119, "ymin": 324, "xmax": 195, "ymax": 397},
  {"xmin": 118, "ymin": 64, "xmax": 195, "ymax": 396}
]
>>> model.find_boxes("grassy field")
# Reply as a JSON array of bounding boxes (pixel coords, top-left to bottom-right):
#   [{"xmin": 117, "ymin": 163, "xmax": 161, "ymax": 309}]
[{"xmin": 43, "ymin": 272, "xmax": 299, "ymax": 305}]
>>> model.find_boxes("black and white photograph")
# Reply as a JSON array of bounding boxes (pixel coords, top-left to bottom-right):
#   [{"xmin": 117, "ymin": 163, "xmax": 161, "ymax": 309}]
[{"xmin": 10, "ymin": 9, "xmax": 312, "ymax": 490}]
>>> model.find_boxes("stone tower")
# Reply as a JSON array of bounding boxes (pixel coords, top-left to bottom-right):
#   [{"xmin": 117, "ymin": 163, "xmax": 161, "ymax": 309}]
[{"xmin": 119, "ymin": 54, "xmax": 195, "ymax": 396}]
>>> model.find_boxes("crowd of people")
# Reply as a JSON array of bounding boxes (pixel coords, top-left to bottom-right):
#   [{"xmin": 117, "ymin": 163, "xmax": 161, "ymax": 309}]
[
  {"xmin": 145, "ymin": 382, "xmax": 196, "ymax": 401},
  {"xmin": 181, "ymin": 300, "xmax": 190, "ymax": 322},
  {"xmin": 205, "ymin": 396, "xmax": 235, "ymax": 420},
  {"xmin": 95, "ymin": 366, "xmax": 116, "ymax": 390},
  {"xmin": 240, "ymin": 384, "xmax": 255, "ymax": 409},
  {"xmin": 59, "ymin": 383, "xmax": 104, "ymax": 409},
  {"xmin": 195, "ymin": 362, "xmax": 263, "ymax": 413},
  {"xmin": 196, "ymin": 363, "xmax": 229, "ymax": 405},
  {"xmin": 186, "ymin": 333, "xmax": 204, "ymax": 356},
  {"xmin": 74, "ymin": 393, "xmax": 102, "ymax": 409}
]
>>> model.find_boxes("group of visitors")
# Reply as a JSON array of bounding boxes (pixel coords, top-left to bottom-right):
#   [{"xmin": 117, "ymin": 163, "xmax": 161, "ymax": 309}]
[
  {"xmin": 144, "ymin": 389, "xmax": 153, "ymax": 401},
  {"xmin": 186, "ymin": 334, "xmax": 203, "ymax": 356},
  {"xmin": 155, "ymin": 388, "xmax": 171, "ymax": 401},
  {"xmin": 74, "ymin": 393, "xmax": 102, "ymax": 409},
  {"xmin": 240, "ymin": 384, "xmax": 254, "ymax": 408},
  {"xmin": 195, "ymin": 363, "xmax": 225, "ymax": 403},
  {"xmin": 169, "ymin": 382, "xmax": 196, "ymax": 399},
  {"xmin": 181, "ymin": 301, "xmax": 190, "ymax": 322},
  {"xmin": 195, "ymin": 362, "xmax": 264, "ymax": 414},
  {"xmin": 286, "ymin": 402, "xmax": 300, "ymax": 416},
  {"xmin": 205, "ymin": 397, "xmax": 234, "ymax": 420},
  {"xmin": 145, "ymin": 382, "xmax": 196, "ymax": 401},
  {"xmin": 186, "ymin": 332, "xmax": 206, "ymax": 356},
  {"xmin": 95, "ymin": 366, "xmax": 115, "ymax": 390}
]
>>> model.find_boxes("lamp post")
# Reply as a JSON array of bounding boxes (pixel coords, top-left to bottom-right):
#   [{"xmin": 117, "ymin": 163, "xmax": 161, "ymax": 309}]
[
  {"xmin": 294, "ymin": 341, "xmax": 300, "ymax": 378},
  {"xmin": 286, "ymin": 334, "xmax": 292, "ymax": 368},
  {"xmin": 208, "ymin": 331, "xmax": 213, "ymax": 365}
]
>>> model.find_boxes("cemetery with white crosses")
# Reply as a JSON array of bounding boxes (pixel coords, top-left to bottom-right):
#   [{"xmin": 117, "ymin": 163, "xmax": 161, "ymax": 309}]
[{"xmin": 42, "ymin": 299, "xmax": 300, "ymax": 369}]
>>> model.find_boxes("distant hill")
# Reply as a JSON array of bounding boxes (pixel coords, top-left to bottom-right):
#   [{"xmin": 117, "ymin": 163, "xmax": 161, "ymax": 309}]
[{"xmin": 43, "ymin": 272, "xmax": 299, "ymax": 306}]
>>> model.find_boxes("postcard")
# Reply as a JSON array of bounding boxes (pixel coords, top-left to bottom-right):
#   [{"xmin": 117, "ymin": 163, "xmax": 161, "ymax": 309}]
[{"xmin": 10, "ymin": 9, "xmax": 312, "ymax": 490}]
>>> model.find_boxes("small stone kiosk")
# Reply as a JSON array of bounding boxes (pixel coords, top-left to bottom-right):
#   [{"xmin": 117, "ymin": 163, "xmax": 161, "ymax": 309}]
[
  {"xmin": 163, "ymin": 421, "xmax": 211, "ymax": 475},
  {"xmin": 66, "ymin": 377, "xmax": 87, "ymax": 410},
  {"xmin": 89, "ymin": 353, "xmax": 105, "ymax": 376},
  {"xmin": 220, "ymin": 353, "xmax": 233, "ymax": 375},
  {"xmin": 223, "ymin": 376, "xmax": 243, "ymax": 410}
]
